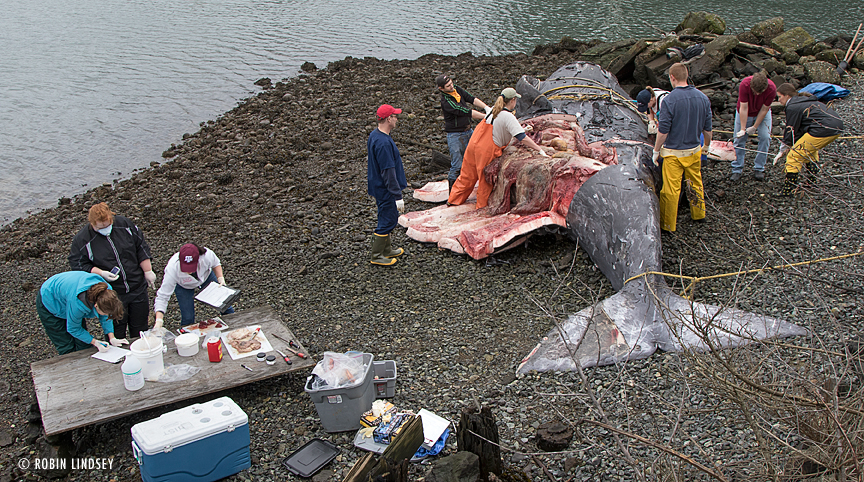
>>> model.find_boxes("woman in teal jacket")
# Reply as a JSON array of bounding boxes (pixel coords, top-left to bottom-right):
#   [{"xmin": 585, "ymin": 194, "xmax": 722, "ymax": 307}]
[{"xmin": 37, "ymin": 271, "xmax": 126, "ymax": 355}]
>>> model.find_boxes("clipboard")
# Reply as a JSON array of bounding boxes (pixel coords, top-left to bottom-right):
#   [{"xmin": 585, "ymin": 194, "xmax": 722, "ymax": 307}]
[{"xmin": 194, "ymin": 283, "xmax": 241, "ymax": 312}]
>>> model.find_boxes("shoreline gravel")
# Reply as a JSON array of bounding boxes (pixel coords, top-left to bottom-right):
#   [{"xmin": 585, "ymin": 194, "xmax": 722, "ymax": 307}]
[{"xmin": 0, "ymin": 42, "xmax": 863, "ymax": 481}]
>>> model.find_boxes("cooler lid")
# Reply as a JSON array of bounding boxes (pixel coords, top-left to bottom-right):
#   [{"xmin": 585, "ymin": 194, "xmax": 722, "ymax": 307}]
[{"xmin": 131, "ymin": 396, "xmax": 248, "ymax": 455}]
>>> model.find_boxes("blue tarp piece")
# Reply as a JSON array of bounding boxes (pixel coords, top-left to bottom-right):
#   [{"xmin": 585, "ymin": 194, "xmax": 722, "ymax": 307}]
[{"xmin": 799, "ymin": 82, "xmax": 850, "ymax": 101}]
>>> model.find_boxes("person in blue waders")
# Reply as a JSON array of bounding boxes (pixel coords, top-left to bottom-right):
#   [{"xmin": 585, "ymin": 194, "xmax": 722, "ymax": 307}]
[{"xmin": 367, "ymin": 104, "xmax": 407, "ymax": 266}]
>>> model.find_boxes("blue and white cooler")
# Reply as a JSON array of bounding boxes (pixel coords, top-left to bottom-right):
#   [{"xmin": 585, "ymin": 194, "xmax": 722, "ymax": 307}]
[{"xmin": 131, "ymin": 396, "xmax": 251, "ymax": 482}]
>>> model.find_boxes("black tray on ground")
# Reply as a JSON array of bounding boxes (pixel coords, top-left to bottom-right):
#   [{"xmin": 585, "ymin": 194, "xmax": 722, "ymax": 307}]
[{"xmin": 282, "ymin": 438, "xmax": 340, "ymax": 478}]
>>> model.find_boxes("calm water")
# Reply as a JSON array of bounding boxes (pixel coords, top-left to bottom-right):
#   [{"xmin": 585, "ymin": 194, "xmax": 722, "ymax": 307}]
[{"xmin": 1, "ymin": 0, "xmax": 861, "ymax": 224}]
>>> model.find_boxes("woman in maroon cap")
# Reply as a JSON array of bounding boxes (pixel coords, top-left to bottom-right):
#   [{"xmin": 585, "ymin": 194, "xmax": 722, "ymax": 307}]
[{"xmin": 152, "ymin": 243, "xmax": 234, "ymax": 328}]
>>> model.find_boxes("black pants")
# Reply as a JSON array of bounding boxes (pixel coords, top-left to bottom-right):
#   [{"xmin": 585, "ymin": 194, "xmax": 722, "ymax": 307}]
[{"xmin": 111, "ymin": 290, "xmax": 150, "ymax": 339}]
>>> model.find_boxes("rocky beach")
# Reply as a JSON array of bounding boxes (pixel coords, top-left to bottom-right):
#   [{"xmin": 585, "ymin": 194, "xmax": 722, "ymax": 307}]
[{"xmin": 1, "ymin": 12, "xmax": 864, "ymax": 482}]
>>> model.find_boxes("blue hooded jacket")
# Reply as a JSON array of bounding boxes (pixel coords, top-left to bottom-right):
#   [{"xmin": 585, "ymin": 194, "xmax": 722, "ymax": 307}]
[{"xmin": 40, "ymin": 271, "xmax": 114, "ymax": 344}]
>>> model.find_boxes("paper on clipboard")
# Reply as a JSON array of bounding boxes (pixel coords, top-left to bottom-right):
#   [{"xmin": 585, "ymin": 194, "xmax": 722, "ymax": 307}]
[
  {"xmin": 195, "ymin": 283, "xmax": 238, "ymax": 309},
  {"xmin": 91, "ymin": 346, "xmax": 131, "ymax": 363},
  {"xmin": 417, "ymin": 409, "xmax": 450, "ymax": 449}
]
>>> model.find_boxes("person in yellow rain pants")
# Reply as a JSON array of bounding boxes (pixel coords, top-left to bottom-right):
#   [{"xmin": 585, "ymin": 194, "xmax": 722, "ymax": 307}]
[
  {"xmin": 447, "ymin": 87, "xmax": 548, "ymax": 209},
  {"xmin": 774, "ymin": 82, "xmax": 844, "ymax": 196},
  {"xmin": 652, "ymin": 63, "xmax": 713, "ymax": 233}
]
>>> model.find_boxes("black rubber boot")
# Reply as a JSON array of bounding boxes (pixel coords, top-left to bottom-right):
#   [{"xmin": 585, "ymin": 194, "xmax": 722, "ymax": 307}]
[
  {"xmin": 780, "ymin": 172, "xmax": 799, "ymax": 196},
  {"xmin": 382, "ymin": 233, "xmax": 404, "ymax": 258},
  {"xmin": 448, "ymin": 178, "xmax": 455, "ymax": 193},
  {"xmin": 370, "ymin": 234, "xmax": 397, "ymax": 266},
  {"xmin": 803, "ymin": 161, "xmax": 820, "ymax": 185}
]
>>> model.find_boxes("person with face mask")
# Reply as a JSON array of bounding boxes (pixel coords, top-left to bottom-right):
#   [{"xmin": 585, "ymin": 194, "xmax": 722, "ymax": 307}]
[
  {"xmin": 152, "ymin": 243, "xmax": 234, "ymax": 328},
  {"xmin": 69, "ymin": 203, "xmax": 155, "ymax": 339}
]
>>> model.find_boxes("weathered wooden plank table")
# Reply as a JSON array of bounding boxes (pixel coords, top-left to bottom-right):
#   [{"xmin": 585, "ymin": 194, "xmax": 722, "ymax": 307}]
[{"xmin": 31, "ymin": 305, "xmax": 314, "ymax": 436}]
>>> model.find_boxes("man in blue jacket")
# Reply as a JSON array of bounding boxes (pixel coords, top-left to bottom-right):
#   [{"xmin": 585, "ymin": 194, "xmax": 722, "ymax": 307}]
[
  {"xmin": 437, "ymin": 74, "xmax": 489, "ymax": 192},
  {"xmin": 367, "ymin": 104, "xmax": 407, "ymax": 266}
]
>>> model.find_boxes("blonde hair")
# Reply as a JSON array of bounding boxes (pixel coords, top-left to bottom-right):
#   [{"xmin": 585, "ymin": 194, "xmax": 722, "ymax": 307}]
[
  {"xmin": 668, "ymin": 63, "xmax": 689, "ymax": 83},
  {"xmin": 88, "ymin": 203, "xmax": 114, "ymax": 225},
  {"xmin": 490, "ymin": 96, "xmax": 507, "ymax": 119}
]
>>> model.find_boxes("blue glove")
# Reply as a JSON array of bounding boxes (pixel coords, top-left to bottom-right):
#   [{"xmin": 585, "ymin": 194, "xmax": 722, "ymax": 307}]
[{"xmin": 701, "ymin": 153, "xmax": 708, "ymax": 162}]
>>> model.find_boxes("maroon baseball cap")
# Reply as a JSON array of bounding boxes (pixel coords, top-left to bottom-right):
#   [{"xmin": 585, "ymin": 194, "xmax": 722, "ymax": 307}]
[
  {"xmin": 376, "ymin": 104, "xmax": 402, "ymax": 120},
  {"xmin": 178, "ymin": 244, "xmax": 199, "ymax": 272}
]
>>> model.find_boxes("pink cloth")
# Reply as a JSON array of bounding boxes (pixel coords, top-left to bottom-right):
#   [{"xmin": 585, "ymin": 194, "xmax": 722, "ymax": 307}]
[{"xmin": 736, "ymin": 76, "xmax": 776, "ymax": 117}]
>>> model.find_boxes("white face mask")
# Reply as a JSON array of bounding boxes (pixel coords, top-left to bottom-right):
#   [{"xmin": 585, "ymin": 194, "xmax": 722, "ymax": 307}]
[{"xmin": 97, "ymin": 224, "xmax": 113, "ymax": 236}]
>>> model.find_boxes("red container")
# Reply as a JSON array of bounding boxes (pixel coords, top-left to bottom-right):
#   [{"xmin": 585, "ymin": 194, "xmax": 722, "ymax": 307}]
[{"xmin": 207, "ymin": 337, "xmax": 223, "ymax": 362}]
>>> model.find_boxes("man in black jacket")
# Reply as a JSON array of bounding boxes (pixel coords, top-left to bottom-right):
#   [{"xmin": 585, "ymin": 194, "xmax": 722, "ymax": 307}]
[
  {"xmin": 436, "ymin": 74, "xmax": 489, "ymax": 191},
  {"xmin": 69, "ymin": 202, "xmax": 156, "ymax": 339}
]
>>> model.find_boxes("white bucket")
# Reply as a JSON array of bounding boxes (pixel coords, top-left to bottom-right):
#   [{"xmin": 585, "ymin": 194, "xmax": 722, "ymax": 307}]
[
  {"xmin": 175, "ymin": 333, "xmax": 200, "ymax": 357},
  {"xmin": 130, "ymin": 336, "xmax": 166, "ymax": 381}
]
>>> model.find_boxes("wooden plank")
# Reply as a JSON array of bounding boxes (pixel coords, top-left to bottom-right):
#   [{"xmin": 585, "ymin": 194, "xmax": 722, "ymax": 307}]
[{"xmin": 31, "ymin": 305, "xmax": 314, "ymax": 436}]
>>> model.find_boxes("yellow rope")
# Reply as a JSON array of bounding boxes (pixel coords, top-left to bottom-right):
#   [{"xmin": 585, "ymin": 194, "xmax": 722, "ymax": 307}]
[{"xmin": 623, "ymin": 250, "xmax": 864, "ymax": 299}]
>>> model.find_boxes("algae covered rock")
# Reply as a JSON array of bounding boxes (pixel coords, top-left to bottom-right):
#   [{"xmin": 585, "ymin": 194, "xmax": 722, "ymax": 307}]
[
  {"xmin": 676, "ymin": 11, "xmax": 726, "ymax": 35},
  {"xmin": 750, "ymin": 17, "xmax": 784, "ymax": 43},
  {"xmin": 770, "ymin": 27, "xmax": 815, "ymax": 55},
  {"xmin": 803, "ymin": 60, "xmax": 841, "ymax": 84}
]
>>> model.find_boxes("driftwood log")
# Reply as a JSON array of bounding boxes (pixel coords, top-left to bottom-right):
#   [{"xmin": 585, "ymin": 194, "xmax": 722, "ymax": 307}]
[{"xmin": 457, "ymin": 406, "xmax": 502, "ymax": 480}]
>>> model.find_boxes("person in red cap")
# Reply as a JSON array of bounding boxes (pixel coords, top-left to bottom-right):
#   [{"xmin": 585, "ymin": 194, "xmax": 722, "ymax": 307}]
[
  {"xmin": 152, "ymin": 243, "xmax": 234, "ymax": 327},
  {"xmin": 367, "ymin": 104, "xmax": 407, "ymax": 266}
]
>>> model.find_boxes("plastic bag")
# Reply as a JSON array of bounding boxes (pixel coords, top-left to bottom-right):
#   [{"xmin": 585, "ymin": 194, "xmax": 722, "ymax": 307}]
[
  {"xmin": 310, "ymin": 351, "xmax": 366, "ymax": 389},
  {"xmin": 200, "ymin": 329, "xmax": 224, "ymax": 349},
  {"xmin": 414, "ymin": 429, "xmax": 450, "ymax": 460},
  {"xmin": 143, "ymin": 327, "xmax": 176, "ymax": 344},
  {"xmin": 156, "ymin": 364, "xmax": 201, "ymax": 382}
]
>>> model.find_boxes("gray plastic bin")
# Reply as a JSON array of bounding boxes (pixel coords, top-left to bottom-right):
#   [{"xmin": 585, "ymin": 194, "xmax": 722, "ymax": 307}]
[
  {"xmin": 305, "ymin": 353, "xmax": 375, "ymax": 432},
  {"xmin": 372, "ymin": 360, "xmax": 397, "ymax": 398}
]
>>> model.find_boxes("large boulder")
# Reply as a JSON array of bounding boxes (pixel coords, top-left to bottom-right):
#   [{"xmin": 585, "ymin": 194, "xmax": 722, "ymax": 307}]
[
  {"xmin": 770, "ymin": 27, "xmax": 815, "ymax": 55},
  {"xmin": 759, "ymin": 58, "xmax": 787, "ymax": 75},
  {"xmin": 854, "ymin": 50, "xmax": 864, "ymax": 70},
  {"xmin": 425, "ymin": 452, "xmax": 480, "ymax": 482},
  {"xmin": 676, "ymin": 12, "xmax": 727, "ymax": 35},
  {"xmin": 749, "ymin": 17, "xmax": 785, "ymax": 43},
  {"xmin": 803, "ymin": 61, "xmax": 841, "ymax": 84},
  {"xmin": 689, "ymin": 35, "xmax": 740, "ymax": 84},
  {"xmin": 814, "ymin": 49, "xmax": 847, "ymax": 66}
]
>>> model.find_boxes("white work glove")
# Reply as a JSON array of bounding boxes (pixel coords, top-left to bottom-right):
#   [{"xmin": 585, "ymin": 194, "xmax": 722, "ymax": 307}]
[
  {"xmin": 153, "ymin": 316, "xmax": 164, "ymax": 330},
  {"xmin": 537, "ymin": 149, "xmax": 549, "ymax": 157},
  {"xmin": 395, "ymin": 199, "xmax": 405, "ymax": 213},
  {"xmin": 143, "ymin": 270, "xmax": 156, "ymax": 290},
  {"xmin": 773, "ymin": 147, "xmax": 789, "ymax": 165},
  {"xmin": 217, "ymin": 276, "xmax": 226, "ymax": 286},
  {"xmin": 745, "ymin": 125, "xmax": 757, "ymax": 136},
  {"xmin": 651, "ymin": 150, "xmax": 661, "ymax": 166},
  {"xmin": 647, "ymin": 120, "xmax": 658, "ymax": 135},
  {"xmin": 98, "ymin": 269, "xmax": 119, "ymax": 282},
  {"xmin": 110, "ymin": 337, "xmax": 129, "ymax": 347},
  {"xmin": 93, "ymin": 339, "xmax": 110, "ymax": 353},
  {"xmin": 735, "ymin": 130, "xmax": 746, "ymax": 138}
]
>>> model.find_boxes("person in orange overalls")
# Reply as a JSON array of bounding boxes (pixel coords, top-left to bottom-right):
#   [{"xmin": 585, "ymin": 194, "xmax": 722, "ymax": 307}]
[{"xmin": 447, "ymin": 87, "xmax": 548, "ymax": 209}]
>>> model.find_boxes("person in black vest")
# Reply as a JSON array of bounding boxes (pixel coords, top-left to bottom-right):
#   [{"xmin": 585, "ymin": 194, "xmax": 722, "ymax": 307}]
[
  {"xmin": 69, "ymin": 202, "xmax": 155, "ymax": 339},
  {"xmin": 436, "ymin": 74, "xmax": 489, "ymax": 192}
]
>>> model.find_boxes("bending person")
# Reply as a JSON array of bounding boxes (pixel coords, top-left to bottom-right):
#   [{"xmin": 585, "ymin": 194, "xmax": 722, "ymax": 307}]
[
  {"xmin": 69, "ymin": 202, "xmax": 156, "ymax": 340},
  {"xmin": 37, "ymin": 271, "xmax": 126, "ymax": 355},
  {"xmin": 153, "ymin": 243, "xmax": 234, "ymax": 328},
  {"xmin": 775, "ymin": 83, "xmax": 844, "ymax": 195},
  {"xmin": 448, "ymin": 87, "xmax": 548, "ymax": 209}
]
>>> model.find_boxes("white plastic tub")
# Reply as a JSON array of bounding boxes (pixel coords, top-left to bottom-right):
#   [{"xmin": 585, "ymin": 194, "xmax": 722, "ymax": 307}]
[
  {"xmin": 130, "ymin": 336, "xmax": 166, "ymax": 381},
  {"xmin": 175, "ymin": 333, "xmax": 200, "ymax": 357}
]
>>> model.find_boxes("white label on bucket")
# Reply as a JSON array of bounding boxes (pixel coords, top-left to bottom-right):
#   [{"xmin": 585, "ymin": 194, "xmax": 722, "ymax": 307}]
[{"xmin": 327, "ymin": 395, "xmax": 343, "ymax": 404}]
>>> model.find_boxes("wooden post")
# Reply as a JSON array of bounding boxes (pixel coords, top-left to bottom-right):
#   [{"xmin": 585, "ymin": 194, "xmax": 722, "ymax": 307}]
[
  {"xmin": 343, "ymin": 415, "xmax": 424, "ymax": 482},
  {"xmin": 457, "ymin": 406, "xmax": 502, "ymax": 480}
]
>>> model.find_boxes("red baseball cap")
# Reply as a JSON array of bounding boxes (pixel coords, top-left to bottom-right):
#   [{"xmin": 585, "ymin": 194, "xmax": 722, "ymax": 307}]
[
  {"xmin": 376, "ymin": 104, "xmax": 402, "ymax": 120},
  {"xmin": 178, "ymin": 244, "xmax": 200, "ymax": 272}
]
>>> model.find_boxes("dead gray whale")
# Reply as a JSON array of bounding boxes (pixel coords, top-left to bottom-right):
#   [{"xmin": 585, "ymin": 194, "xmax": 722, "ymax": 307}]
[{"xmin": 513, "ymin": 62, "xmax": 807, "ymax": 372}]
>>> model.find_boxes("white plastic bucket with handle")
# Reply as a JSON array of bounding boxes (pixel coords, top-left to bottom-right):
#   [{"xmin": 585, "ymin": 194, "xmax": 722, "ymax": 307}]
[{"xmin": 130, "ymin": 336, "xmax": 166, "ymax": 381}]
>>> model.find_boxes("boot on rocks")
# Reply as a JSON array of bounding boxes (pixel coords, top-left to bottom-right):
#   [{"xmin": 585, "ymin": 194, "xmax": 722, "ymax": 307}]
[
  {"xmin": 780, "ymin": 171, "xmax": 799, "ymax": 196},
  {"xmin": 382, "ymin": 233, "xmax": 404, "ymax": 258},
  {"xmin": 803, "ymin": 161, "xmax": 820, "ymax": 185},
  {"xmin": 370, "ymin": 233, "xmax": 397, "ymax": 266}
]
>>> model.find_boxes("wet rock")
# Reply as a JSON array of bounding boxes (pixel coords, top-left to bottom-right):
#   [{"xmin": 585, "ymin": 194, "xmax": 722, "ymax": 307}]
[
  {"xmin": 675, "ymin": 11, "xmax": 726, "ymax": 35},
  {"xmin": 0, "ymin": 430, "xmax": 13, "ymax": 447},
  {"xmin": 690, "ymin": 35, "xmax": 739, "ymax": 84},
  {"xmin": 814, "ymin": 49, "xmax": 846, "ymax": 66},
  {"xmin": 301, "ymin": 62, "xmax": 317, "ymax": 73},
  {"xmin": 803, "ymin": 61, "xmax": 841, "ymax": 84},
  {"xmin": 770, "ymin": 27, "xmax": 815, "ymax": 56},
  {"xmin": 254, "ymin": 77, "xmax": 272, "ymax": 88},
  {"xmin": 749, "ymin": 17, "xmax": 784, "ymax": 43},
  {"xmin": 425, "ymin": 451, "xmax": 480, "ymax": 482}
]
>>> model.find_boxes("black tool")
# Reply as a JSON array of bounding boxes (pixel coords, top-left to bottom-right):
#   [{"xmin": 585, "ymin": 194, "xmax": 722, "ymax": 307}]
[
  {"xmin": 240, "ymin": 364, "xmax": 254, "ymax": 372},
  {"xmin": 272, "ymin": 333, "xmax": 309, "ymax": 359},
  {"xmin": 274, "ymin": 348, "xmax": 293, "ymax": 365}
]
